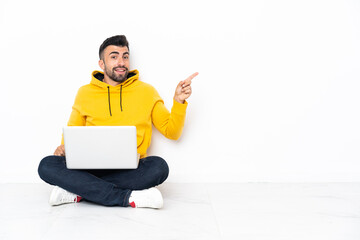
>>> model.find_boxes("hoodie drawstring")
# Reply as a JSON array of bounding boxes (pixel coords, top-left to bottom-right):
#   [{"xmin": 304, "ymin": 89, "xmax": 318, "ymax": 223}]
[
  {"xmin": 120, "ymin": 85, "xmax": 123, "ymax": 112},
  {"xmin": 107, "ymin": 86, "xmax": 112, "ymax": 116},
  {"xmin": 107, "ymin": 85, "xmax": 123, "ymax": 117}
]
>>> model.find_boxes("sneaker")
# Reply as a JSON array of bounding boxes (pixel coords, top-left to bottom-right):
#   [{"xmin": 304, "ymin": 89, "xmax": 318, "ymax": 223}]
[
  {"xmin": 129, "ymin": 187, "xmax": 163, "ymax": 209},
  {"xmin": 49, "ymin": 186, "xmax": 82, "ymax": 206}
]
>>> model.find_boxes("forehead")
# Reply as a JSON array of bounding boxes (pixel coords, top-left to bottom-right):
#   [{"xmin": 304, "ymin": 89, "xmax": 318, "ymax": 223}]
[{"xmin": 104, "ymin": 45, "xmax": 129, "ymax": 55}]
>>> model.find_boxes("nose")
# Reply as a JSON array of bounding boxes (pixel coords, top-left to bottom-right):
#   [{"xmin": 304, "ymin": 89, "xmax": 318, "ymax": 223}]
[{"xmin": 117, "ymin": 58, "xmax": 125, "ymax": 66}]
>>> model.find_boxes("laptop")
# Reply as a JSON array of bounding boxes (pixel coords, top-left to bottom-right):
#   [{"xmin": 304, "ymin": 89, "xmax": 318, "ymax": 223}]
[{"xmin": 63, "ymin": 126, "xmax": 140, "ymax": 169}]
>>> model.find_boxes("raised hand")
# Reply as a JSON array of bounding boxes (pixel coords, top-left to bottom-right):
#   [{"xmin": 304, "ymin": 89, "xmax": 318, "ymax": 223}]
[{"xmin": 174, "ymin": 72, "xmax": 199, "ymax": 104}]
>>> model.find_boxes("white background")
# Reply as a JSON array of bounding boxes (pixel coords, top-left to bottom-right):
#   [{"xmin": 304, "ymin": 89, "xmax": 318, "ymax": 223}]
[{"xmin": 0, "ymin": 0, "xmax": 359, "ymax": 183}]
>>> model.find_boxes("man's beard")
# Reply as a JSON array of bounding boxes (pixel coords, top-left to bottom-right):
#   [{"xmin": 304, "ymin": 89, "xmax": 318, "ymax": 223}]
[{"xmin": 104, "ymin": 65, "xmax": 129, "ymax": 83}]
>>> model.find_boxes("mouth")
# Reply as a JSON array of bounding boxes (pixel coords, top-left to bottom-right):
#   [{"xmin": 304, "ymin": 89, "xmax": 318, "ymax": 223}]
[{"xmin": 114, "ymin": 67, "xmax": 127, "ymax": 74}]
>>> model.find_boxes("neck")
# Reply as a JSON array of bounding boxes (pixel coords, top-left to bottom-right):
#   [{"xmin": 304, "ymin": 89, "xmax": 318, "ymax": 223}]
[{"xmin": 103, "ymin": 75, "xmax": 122, "ymax": 86}]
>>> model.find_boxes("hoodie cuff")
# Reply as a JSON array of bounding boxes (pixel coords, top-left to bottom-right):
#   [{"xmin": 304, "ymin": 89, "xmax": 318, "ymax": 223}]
[{"xmin": 172, "ymin": 99, "xmax": 188, "ymax": 114}]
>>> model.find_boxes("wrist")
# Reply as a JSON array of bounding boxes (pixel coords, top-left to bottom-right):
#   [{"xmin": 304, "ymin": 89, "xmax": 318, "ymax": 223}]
[{"xmin": 174, "ymin": 96, "xmax": 184, "ymax": 104}]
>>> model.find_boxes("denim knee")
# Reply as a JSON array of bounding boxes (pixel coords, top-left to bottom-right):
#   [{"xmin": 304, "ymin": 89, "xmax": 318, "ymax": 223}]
[
  {"xmin": 147, "ymin": 156, "xmax": 169, "ymax": 184},
  {"xmin": 38, "ymin": 155, "xmax": 64, "ymax": 183}
]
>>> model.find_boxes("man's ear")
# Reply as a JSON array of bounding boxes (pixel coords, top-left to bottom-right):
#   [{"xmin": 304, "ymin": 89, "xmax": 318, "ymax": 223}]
[{"xmin": 98, "ymin": 59, "xmax": 105, "ymax": 70}]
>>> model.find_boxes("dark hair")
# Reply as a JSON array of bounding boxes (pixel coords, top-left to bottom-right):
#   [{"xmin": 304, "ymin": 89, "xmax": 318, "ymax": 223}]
[{"xmin": 99, "ymin": 35, "xmax": 129, "ymax": 60}]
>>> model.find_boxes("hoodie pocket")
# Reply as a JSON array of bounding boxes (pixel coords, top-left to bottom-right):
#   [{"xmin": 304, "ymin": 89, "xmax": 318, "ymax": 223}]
[{"xmin": 136, "ymin": 128, "xmax": 146, "ymax": 148}]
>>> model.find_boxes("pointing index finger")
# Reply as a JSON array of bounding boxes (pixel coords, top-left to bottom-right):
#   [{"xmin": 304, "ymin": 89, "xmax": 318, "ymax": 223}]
[{"xmin": 184, "ymin": 72, "xmax": 199, "ymax": 84}]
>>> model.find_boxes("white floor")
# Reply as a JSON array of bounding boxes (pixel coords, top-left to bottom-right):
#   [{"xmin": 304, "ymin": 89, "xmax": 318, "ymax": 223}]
[{"xmin": 1, "ymin": 183, "xmax": 359, "ymax": 240}]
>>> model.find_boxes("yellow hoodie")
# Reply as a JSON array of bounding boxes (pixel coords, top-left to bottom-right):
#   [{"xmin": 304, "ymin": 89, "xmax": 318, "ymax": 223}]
[{"xmin": 62, "ymin": 69, "xmax": 188, "ymax": 158}]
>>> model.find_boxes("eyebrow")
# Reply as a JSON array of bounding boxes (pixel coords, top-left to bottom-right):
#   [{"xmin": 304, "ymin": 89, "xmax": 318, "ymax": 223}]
[{"xmin": 109, "ymin": 51, "xmax": 129, "ymax": 56}]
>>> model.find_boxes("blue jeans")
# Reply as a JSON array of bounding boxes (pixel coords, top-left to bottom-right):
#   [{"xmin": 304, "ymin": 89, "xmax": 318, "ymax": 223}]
[{"xmin": 38, "ymin": 155, "xmax": 169, "ymax": 207}]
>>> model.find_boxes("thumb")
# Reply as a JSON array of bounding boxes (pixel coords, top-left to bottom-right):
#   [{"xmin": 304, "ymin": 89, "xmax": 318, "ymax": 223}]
[{"xmin": 177, "ymin": 80, "xmax": 185, "ymax": 88}]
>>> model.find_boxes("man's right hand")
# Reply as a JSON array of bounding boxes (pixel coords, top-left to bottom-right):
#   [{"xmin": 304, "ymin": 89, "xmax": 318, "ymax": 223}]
[{"xmin": 54, "ymin": 144, "xmax": 65, "ymax": 156}]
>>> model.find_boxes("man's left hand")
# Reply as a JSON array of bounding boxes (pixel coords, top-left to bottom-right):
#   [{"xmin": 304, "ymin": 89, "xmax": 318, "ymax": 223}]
[{"xmin": 174, "ymin": 72, "xmax": 199, "ymax": 104}]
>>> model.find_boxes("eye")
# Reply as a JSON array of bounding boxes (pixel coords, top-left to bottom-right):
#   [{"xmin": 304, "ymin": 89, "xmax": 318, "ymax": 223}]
[
  {"xmin": 124, "ymin": 55, "xmax": 129, "ymax": 60},
  {"xmin": 111, "ymin": 56, "xmax": 117, "ymax": 59}
]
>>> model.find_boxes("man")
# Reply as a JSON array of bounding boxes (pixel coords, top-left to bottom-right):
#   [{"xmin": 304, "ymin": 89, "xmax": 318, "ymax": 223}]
[{"xmin": 38, "ymin": 35, "xmax": 198, "ymax": 209}]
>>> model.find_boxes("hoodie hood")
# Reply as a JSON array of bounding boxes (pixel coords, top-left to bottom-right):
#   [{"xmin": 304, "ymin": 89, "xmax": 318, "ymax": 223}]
[{"xmin": 90, "ymin": 69, "xmax": 139, "ymax": 115}]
